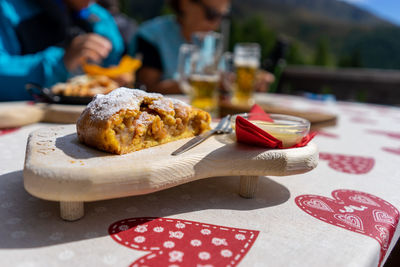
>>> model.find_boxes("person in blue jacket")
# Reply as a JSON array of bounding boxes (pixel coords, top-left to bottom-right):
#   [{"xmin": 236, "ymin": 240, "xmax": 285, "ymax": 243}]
[{"xmin": 0, "ymin": 0, "xmax": 124, "ymax": 101}]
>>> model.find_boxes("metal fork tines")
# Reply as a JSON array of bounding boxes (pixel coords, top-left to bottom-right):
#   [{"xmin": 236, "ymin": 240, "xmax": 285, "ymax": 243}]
[
  {"xmin": 171, "ymin": 115, "xmax": 232, "ymax": 156},
  {"xmin": 220, "ymin": 117, "xmax": 233, "ymax": 134},
  {"xmin": 213, "ymin": 115, "xmax": 232, "ymax": 134}
]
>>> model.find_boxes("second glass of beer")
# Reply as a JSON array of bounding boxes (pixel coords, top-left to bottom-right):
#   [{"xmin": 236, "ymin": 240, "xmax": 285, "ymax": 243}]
[{"xmin": 232, "ymin": 43, "xmax": 261, "ymax": 106}]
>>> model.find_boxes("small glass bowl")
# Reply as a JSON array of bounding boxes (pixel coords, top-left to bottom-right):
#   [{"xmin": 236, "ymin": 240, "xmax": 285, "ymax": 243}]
[{"xmin": 231, "ymin": 113, "xmax": 310, "ymax": 148}]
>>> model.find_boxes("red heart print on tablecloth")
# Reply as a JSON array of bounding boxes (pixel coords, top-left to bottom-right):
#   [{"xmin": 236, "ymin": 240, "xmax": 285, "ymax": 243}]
[
  {"xmin": 109, "ymin": 217, "xmax": 259, "ymax": 267},
  {"xmin": 367, "ymin": 130, "xmax": 400, "ymax": 140},
  {"xmin": 0, "ymin": 128, "xmax": 19, "ymax": 136},
  {"xmin": 313, "ymin": 131, "xmax": 339, "ymax": 139},
  {"xmin": 350, "ymin": 117, "xmax": 377, "ymax": 124},
  {"xmin": 382, "ymin": 147, "xmax": 400, "ymax": 156},
  {"xmin": 341, "ymin": 107, "xmax": 367, "ymax": 115},
  {"xmin": 319, "ymin": 152, "xmax": 375, "ymax": 174},
  {"xmin": 296, "ymin": 190, "xmax": 399, "ymax": 266},
  {"xmin": 372, "ymin": 106, "xmax": 392, "ymax": 115}
]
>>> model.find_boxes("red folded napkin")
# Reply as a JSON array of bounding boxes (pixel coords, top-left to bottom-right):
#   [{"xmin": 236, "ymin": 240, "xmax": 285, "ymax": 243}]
[
  {"xmin": 248, "ymin": 104, "xmax": 274, "ymax": 122},
  {"xmin": 235, "ymin": 104, "xmax": 316, "ymax": 149}
]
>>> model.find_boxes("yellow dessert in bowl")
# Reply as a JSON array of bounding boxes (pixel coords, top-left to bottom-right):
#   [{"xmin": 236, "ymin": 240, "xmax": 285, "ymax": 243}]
[{"xmin": 231, "ymin": 113, "xmax": 310, "ymax": 148}]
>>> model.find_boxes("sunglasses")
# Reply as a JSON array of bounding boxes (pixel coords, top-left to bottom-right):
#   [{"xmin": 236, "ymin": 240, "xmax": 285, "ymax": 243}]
[{"xmin": 192, "ymin": 0, "xmax": 230, "ymax": 21}]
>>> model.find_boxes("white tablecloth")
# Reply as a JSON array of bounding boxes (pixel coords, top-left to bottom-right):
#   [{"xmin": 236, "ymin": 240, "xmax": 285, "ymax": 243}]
[{"xmin": 1, "ymin": 94, "xmax": 400, "ymax": 267}]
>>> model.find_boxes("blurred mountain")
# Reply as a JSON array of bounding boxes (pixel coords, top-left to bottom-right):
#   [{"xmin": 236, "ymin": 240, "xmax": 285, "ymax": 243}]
[
  {"xmin": 233, "ymin": 0, "xmax": 391, "ymax": 27},
  {"xmin": 125, "ymin": 0, "xmax": 400, "ymax": 69},
  {"xmin": 232, "ymin": 0, "xmax": 400, "ymax": 69}
]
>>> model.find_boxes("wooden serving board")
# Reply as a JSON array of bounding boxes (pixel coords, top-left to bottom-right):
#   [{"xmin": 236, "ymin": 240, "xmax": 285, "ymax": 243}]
[
  {"xmin": 38, "ymin": 103, "xmax": 85, "ymax": 124},
  {"xmin": 23, "ymin": 124, "xmax": 318, "ymax": 221},
  {"xmin": 0, "ymin": 102, "xmax": 86, "ymax": 129},
  {"xmin": 219, "ymin": 101, "xmax": 337, "ymax": 129},
  {"xmin": 0, "ymin": 102, "xmax": 44, "ymax": 128}
]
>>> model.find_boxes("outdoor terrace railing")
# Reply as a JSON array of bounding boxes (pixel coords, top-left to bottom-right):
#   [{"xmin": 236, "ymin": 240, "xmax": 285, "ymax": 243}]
[{"xmin": 278, "ymin": 66, "xmax": 400, "ymax": 106}]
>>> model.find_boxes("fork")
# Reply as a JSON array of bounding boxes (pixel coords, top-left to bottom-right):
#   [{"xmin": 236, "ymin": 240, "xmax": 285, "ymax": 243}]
[{"xmin": 171, "ymin": 115, "xmax": 232, "ymax": 156}]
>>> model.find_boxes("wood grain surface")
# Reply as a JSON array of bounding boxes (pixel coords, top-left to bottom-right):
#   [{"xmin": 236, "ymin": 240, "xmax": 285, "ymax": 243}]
[
  {"xmin": 23, "ymin": 124, "xmax": 318, "ymax": 203},
  {"xmin": 0, "ymin": 102, "xmax": 85, "ymax": 128},
  {"xmin": 38, "ymin": 103, "xmax": 85, "ymax": 124},
  {"xmin": 219, "ymin": 101, "xmax": 337, "ymax": 129},
  {"xmin": 0, "ymin": 102, "xmax": 44, "ymax": 128}
]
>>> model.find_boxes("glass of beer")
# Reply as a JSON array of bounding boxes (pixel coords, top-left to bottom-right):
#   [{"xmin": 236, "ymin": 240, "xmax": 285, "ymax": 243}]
[
  {"xmin": 231, "ymin": 43, "xmax": 261, "ymax": 106},
  {"xmin": 188, "ymin": 73, "xmax": 220, "ymax": 113},
  {"xmin": 177, "ymin": 32, "xmax": 223, "ymax": 116}
]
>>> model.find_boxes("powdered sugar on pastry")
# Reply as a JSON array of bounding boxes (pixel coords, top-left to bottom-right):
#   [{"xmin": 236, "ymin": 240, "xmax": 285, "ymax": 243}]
[
  {"xmin": 148, "ymin": 98, "xmax": 175, "ymax": 115},
  {"xmin": 86, "ymin": 88, "xmax": 163, "ymax": 121},
  {"xmin": 134, "ymin": 112, "xmax": 153, "ymax": 126},
  {"xmin": 77, "ymin": 87, "xmax": 211, "ymax": 154},
  {"xmin": 168, "ymin": 97, "xmax": 189, "ymax": 108}
]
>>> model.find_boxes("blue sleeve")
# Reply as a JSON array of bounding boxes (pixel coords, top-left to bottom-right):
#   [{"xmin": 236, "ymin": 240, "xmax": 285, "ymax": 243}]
[
  {"xmin": 0, "ymin": 46, "xmax": 69, "ymax": 101},
  {"xmin": 88, "ymin": 4, "xmax": 124, "ymax": 67},
  {"xmin": 0, "ymin": 0, "xmax": 69, "ymax": 101}
]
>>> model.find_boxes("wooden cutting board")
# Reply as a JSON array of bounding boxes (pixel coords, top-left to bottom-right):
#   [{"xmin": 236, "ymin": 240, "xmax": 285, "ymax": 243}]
[
  {"xmin": 219, "ymin": 101, "xmax": 337, "ymax": 129},
  {"xmin": 23, "ymin": 124, "xmax": 318, "ymax": 221},
  {"xmin": 38, "ymin": 103, "xmax": 85, "ymax": 124},
  {"xmin": 0, "ymin": 102, "xmax": 44, "ymax": 128},
  {"xmin": 0, "ymin": 102, "xmax": 85, "ymax": 128}
]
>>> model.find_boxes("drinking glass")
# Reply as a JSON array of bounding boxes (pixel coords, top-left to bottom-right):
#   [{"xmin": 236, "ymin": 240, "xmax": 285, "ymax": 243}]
[
  {"xmin": 177, "ymin": 32, "xmax": 223, "ymax": 116},
  {"xmin": 231, "ymin": 43, "xmax": 261, "ymax": 106},
  {"xmin": 191, "ymin": 31, "xmax": 223, "ymax": 71}
]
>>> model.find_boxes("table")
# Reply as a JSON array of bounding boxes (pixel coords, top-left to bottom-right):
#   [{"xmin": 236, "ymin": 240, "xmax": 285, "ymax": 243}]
[{"xmin": 1, "ymin": 93, "xmax": 400, "ymax": 267}]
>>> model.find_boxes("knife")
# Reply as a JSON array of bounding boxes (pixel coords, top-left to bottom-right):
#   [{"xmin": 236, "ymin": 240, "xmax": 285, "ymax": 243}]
[{"xmin": 171, "ymin": 115, "xmax": 231, "ymax": 156}]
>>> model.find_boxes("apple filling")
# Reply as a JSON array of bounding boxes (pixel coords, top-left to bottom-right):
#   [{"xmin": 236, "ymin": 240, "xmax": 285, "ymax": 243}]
[{"xmin": 77, "ymin": 88, "xmax": 211, "ymax": 154}]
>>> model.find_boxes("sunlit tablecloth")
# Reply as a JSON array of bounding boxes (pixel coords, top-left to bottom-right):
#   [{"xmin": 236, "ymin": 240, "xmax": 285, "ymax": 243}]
[{"xmin": 1, "ymin": 93, "xmax": 400, "ymax": 267}]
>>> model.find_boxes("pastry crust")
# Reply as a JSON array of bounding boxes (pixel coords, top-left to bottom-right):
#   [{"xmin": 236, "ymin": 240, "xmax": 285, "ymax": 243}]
[
  {"xmin": 52, "ymin": 75, "xmax": 119, "ymax": 97},
  {"xmin": 76, "ymin": 88, "xmax": 211, "ymax": 154}
]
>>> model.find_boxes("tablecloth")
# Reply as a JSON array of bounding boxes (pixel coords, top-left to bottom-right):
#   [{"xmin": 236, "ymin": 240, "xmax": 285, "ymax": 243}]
[{"xmin": 1, "ymin": 93, "xmax": 400, "ymax": 267}]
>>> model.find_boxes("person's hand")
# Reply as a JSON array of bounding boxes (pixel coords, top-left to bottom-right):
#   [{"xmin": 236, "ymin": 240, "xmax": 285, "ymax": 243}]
[
  {"xmin": 255, "ymin": 70, "xmax": 275, "ymax": 92},
  {"xmin": 63, "ymin": 34, "xmax": 112, "ymax": 71}
]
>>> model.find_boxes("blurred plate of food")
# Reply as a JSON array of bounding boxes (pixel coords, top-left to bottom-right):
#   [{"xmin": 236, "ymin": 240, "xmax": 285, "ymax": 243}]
[
  {"xmin": 26, "ymin": 55, "xmax": 142, "ymax": 105},
  {"xmin": 26, "ymin": 74, "xmax": 119, "ymax": 105}
]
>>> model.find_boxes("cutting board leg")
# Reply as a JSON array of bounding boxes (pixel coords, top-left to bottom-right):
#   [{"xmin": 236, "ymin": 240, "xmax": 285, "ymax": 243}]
[
  {"xmin": 60, "ymin": 201, "xmax": 84, "ymax": 221},
  {"xmin": 239, "ymin": 176, "xmax": 259, "ymax": 198}
]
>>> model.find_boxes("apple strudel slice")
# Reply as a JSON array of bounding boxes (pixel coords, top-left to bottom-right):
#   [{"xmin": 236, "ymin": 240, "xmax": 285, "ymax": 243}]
[{"xmin": 76, "ymin": 88, "xmax": 211, "ymax": 154}]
